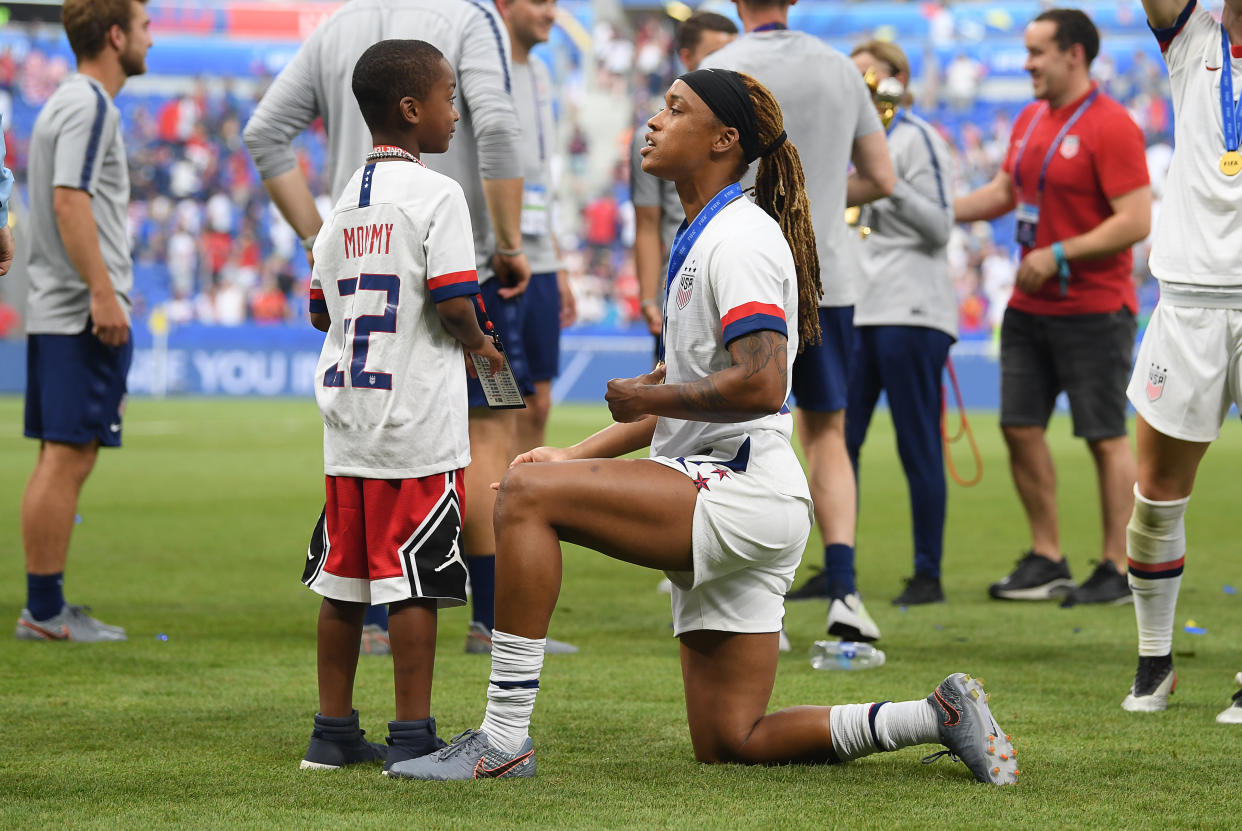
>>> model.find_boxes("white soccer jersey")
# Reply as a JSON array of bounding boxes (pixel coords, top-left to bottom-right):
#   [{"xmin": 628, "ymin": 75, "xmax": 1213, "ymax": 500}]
[
  {"xmin": 652, "ymin": 195, "xmax": 801, "ymax": 466},
  {"xmin": 311, "ymin": 160, "xmax": 480, "ymax": 478},
  {"xmin": 1149, "ymin": 1, "xmax": 1242, "ymax": 292}
]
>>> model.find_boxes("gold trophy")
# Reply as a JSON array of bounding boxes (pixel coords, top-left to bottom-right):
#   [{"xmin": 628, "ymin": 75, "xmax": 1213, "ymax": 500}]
[{"xmin": 846, "ymin": 69, "xmax": 907, "ymax": 239}]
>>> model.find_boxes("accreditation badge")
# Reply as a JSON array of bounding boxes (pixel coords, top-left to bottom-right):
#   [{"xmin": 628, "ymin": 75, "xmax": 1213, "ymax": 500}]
[{"xmin": 1015, "ymin": 202, "xmax": 1040, "ymax": 249}]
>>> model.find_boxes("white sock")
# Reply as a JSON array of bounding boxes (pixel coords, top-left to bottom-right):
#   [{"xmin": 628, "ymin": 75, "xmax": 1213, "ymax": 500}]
[
  {"xmin": 829, "ymin": 703, "xmax": 877, "ymax": 761},
  {"xmin": 479, "ymin": 630, "xmax": 545, "ymax": 754},
  {"xmin": 1127, "ymin": 487, "xmax": 1188, "ymax": 657},
  {"xmin": 872, "ymin": 699, "xmax": 941, "ymax": 751}
]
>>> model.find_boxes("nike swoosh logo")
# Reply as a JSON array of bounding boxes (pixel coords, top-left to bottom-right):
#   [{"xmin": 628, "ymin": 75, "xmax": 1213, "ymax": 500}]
[
  {"xmin": 20, "ymin": 620, "xmax": 70, "ymax": 640},
  {"xmin": 933, "ymin": 690, "xmax": 961, "ymax": 727},
  {"xmin": 473, "ymin": 750, "xmax": 533, "ymax": 778},
  {"xmin": 109, "ymin": 423, "xmax": 121, "ymax": 432},
  {"xmin": 1207, "ymin": 65, "xmax": 1222, "ymax": 71}
]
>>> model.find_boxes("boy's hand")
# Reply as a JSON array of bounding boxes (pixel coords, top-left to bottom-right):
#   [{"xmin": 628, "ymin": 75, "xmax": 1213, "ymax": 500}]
[
  {"xmin": 493, "ymin": 251, "xmax": 531, "ymax": 298},
  {"xmin": 464, "ymin": 338, "xmax": 506, "ymax": 378}
]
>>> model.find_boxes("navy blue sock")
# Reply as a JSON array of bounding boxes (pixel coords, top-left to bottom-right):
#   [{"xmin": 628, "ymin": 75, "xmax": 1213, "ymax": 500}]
[
  {"xmin": 26, "ymin": 572, "xmax": 65, "ymax": 622},
  {"xmin": 466, "ymin": 555, "xmax": 496, "ymax": 631},
  {"xmin": 363, "ymin": 605, "xmax": 389, "ymax": 630},
  {"xmin": 824, "ymin": 544, "xmax": 856, "ymax": 599}
]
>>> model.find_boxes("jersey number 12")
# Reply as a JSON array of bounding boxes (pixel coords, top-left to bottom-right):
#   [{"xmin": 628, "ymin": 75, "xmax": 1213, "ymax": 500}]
[{"xmin": 323, "ymin": 273, "xmax": 400, "ymax": 390}]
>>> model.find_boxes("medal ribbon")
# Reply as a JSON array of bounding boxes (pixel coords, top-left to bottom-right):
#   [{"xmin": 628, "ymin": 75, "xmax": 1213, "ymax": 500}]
[
  {"xmin": 1221, "ymin": 25, "xmax": 1242, "ymax": 154},
  {"xmin": 659, "ymin": 183, "xmax": 744, "ymax": 362}
]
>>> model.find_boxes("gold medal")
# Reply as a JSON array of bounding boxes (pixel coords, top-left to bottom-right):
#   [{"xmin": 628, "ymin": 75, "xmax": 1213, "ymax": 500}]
[{"xmin": 1222, "ymin": 151, "xmax": 1242, "ymax": 176}]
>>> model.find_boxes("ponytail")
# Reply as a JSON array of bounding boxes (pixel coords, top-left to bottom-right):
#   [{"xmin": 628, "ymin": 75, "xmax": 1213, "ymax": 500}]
[{"xmin": 738, "ymin": 73, "xmax": 822, "ymax": 349}]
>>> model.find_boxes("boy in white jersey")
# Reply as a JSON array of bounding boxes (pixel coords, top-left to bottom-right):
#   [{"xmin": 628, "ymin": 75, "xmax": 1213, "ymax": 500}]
[
  {"xmin": 1124, "ymin": 0, "xmax": 1242, "ymax": 723},
  {"xmin": 297, "ymin": 40, "xmax": 506, "ymax": 772},
  {"xmin": 390, "ymin": 69, "xmax": 1020, "ymax": 785}
]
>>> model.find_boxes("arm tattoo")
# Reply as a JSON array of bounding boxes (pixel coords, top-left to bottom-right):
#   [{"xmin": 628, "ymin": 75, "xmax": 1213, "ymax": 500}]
[{"xmin": 672, "ymin": 330, "xmax": 788, "ymax": 415}]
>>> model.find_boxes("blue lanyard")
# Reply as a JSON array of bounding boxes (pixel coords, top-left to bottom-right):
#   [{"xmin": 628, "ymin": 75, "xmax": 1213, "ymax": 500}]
[
  {"xmin": 1221, "ymin": 24, "xmax": 1242, "ymax": 153},
  {"xmin": 1012, "ymin": 88, "xmax": 1099, "ymax": 197},
  {"xmin": 659, "ymin": 183, "xmax": 744, "ymax": 362},
  {"xmin": 885, "ymin": 108, "xmax": 904, "ymax": 137}
]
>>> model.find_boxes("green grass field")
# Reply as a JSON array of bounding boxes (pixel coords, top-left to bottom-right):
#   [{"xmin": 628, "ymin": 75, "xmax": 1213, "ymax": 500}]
[{"xmin": 1, "ymin": 397, "xmax": 1239, "ymax": 829}]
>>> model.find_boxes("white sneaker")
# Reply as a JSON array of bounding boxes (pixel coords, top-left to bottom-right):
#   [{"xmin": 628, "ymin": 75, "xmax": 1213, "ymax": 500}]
[
  {"xmin": 826, "ymin": 593, "xmax": 881, "ymax": 642},
  {"xmin": 778, "ymin": 628, "xmax": 791, "ymax": 653},
  {"xmin": 1216, "ymin": 672, "xmax": 1242, "ymax": 724},
  {"xmin": 1121, "ymin": 656, "xmax": 1176, "ymax": 712}
]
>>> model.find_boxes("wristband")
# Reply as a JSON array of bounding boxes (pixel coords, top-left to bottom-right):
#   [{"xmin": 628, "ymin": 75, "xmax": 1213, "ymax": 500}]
[
  {"xmin": 641, "ymin": 298, "xmax": 661, "ymax": 309},
  {"xmin": 300, "ymin": 232, "xmax": 318, "ymax": 252},
  {"xmin": 1051, "ymin": 242, "xmax": 1070, "ymax": 296},
  {"xmin": 496, "ymin": 246, "xmax": 523, "ymax": 257}
]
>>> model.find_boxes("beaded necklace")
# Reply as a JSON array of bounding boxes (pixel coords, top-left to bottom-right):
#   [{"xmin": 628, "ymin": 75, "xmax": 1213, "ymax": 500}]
[{"xmin": 366, "ymin": 144, "xmax": 422, "ymax": 165}]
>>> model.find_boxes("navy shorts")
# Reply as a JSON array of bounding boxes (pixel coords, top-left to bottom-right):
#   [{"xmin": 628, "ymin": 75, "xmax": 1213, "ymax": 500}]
[
  {"xmin": 791, "ymin": 305, "xmax": 854, "ymax": 413},
  {"xmin": 25, "ymin": 327, "xmax": 134, "ymax": 447},
  {"xmin": 519, "ymin": 272, "xmax": 561, "ymax": 382},
  {"xmin": 467, "ymin": 278, "xmax": 534, "ymax": 409}
]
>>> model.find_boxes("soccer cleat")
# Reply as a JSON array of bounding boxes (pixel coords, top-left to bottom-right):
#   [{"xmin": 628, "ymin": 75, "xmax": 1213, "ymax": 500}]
[
  {"xmin": 826, "ymin": 593, "xmax": 881, "ymax": 642},
  {"xmin": 1121, "ymin": 655, "xmax": 1176, "ymax": 712},
  {"xmin": 988, "ymin": 551, "xmax": 1074, "ymax": 600},
  {"xmin": 923, "ymin": 673, "xmax": 1018, "ymax": 785},
  {"xmin": 465, "ymin": 621, "xmax": 579, "ymax": 655},
  {"xmin": 386, "ymin": 728, "xmax": 535, "ymax": 780},
  {"xmin": 891, "ymin": 573, "xmax": 945, "ymax": 606},
  {"xmin": 360, "ymin": 623, "xmax": 392, "ymax": 657},
  {"xmin": 1059, "ymin": 561, "xmax": 1132, "ymax": 608},
  {"xmin": 1215, "ymin": 672, "xmax": 1242, "ymax": 724},
  {"xmin": 300, "ymin": 711, "xmax": 386, "ymax": 770},
  {"xmin": 786, "ymin": 569, "xmax": 830, "ymax": 601},
  {"xmin": 15, "ymin": 605, "xmax": 127, "ymax": 642}
]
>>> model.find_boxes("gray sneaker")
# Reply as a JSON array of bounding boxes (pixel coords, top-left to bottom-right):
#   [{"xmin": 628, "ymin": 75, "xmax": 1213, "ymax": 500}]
[
  {"xmin": 923, "ymin": 673, "xmax": 1019, "ymax": 785},
  {"xmin": 465, "ymin": 621, "xmax": 579, "ymax": 655},
  {"xmin": 360, "ymin": 623, "xmax": 391, "ymax": 657},
  {"xmin": 386, "ymin": 728, "xmax": 535, "ymax": 780},
  {"xmin": 15, "ymin": 605, "xmax": 127, "ymax": 642}
]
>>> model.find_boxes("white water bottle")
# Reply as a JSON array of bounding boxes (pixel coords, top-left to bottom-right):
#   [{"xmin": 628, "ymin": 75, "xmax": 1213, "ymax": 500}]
[{"xmin": 810, "ymin": 640, "xmax": 886, "ymax": 670}]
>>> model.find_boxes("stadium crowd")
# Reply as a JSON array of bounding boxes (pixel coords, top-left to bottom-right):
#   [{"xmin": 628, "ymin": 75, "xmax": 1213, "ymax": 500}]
[{"xmin": 0, "ymin": 2, "xmax": 1175, "ymax": 337}]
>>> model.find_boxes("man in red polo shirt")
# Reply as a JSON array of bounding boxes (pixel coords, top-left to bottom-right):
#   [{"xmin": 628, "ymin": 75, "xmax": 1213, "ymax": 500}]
[{"xmin": 956, "ymin": 8, "xmax": 1152, "ymax": 606}]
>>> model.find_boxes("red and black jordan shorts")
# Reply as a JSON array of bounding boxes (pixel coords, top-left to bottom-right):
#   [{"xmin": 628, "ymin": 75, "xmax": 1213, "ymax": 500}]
[{"xmin": 302, "ymin": 470, "xmax": 468, "ymax": 607}]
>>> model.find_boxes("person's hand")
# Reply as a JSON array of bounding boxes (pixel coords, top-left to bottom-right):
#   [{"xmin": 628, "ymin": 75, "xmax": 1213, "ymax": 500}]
[
  {"xmin": 90, "ymin": 290, "xmax": 130, "ymax": 347},
  {"xmin": 641, "ymin": 300, "xmax": 662, "ymax": 336},
  {"xmin": 605, "ymin": 363, "xmax": 666, "ymax": 423},
  {"xmin": 557, "ymin": 270, "xmax": 577, "ymax": 329},
  {"xmin": 493, "ymin": 250, "xmax": 531, "ymax": 298},
  {"xmin": 491, "ymin": 444, "xmax": 572, "ymax": 489},
  {"xmin": 464, "ymin": 336, "xmax": 506, "ymax": 378},
  {"xmin": 1015, "ymin": 246, "xmax": 1058, "ymax": 294},
  {"xmin": 0, "ymin": 225, "xmax": 14, "ymax": 276}
]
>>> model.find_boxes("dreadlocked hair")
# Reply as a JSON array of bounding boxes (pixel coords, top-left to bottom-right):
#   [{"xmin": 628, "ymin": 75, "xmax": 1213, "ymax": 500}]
[{"xmin": 738, "ymin": 73, "xmax": 822, "ymax": 350}]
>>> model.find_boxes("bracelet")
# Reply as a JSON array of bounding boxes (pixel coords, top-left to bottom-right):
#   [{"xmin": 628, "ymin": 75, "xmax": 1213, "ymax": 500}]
[
  {"xmin": 300, "ymin": 232, "xmax": 318, "ymax": 252},
  {"xmin": 1051, "ymin": 241, "xmax": 1071, "ymax": 296},
  {"xmin": 641, "ymin": 298, "xmax": 661, "ymax": 309},
  {"xmin": 496, "ymin": 246, "xmax": 523, "ymax": 257}
]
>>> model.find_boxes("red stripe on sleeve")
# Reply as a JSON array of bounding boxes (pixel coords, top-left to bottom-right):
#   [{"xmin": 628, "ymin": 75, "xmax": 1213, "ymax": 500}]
[
  {"xmin": 721, "ymin": 302, "xmax": 785, "ymax": 329},
  {"xmin": 309, "ymin": 288, "xmax": 325, "ymax": 300},
  {"xmin": 427, "ymin": 269, "xmax": 478, "ymax": 291}
]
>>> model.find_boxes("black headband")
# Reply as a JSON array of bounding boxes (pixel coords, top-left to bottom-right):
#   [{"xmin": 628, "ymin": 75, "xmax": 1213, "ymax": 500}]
[{"xmin": 678, "ymin": 68, "xmax": 774, "ymax": 164}]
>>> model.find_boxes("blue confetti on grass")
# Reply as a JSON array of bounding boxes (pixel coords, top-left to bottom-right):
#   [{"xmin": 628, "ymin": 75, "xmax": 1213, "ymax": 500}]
[
  {"xmin": 1184, "ymin": 625, "xmax": 1207, "ymax": 635},
  {"xmin": 1224, "ymin": 585, "xmax": 1238, "ymax": 596}
]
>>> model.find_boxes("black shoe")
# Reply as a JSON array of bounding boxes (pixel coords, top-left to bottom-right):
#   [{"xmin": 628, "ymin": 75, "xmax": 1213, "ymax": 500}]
[
  {"xmin": 988, "ymin": 551, "xmax": 1074, "ymax": 600},
  {"xmin": 892, "ymin": 573, "xmax": 945, "ymax": 605},
  {"xmin": 786, "ymin": 569, "xmax": 829, "ymax": 601},
  {"xmin": 384, "ymin": 717, "xmax": 448, "ymax": 773},
  {"xmin": 300, "ymin": 711, "xmax": 387, "ymax": 770},
  {"xmin": 1060, "ymin": 561, "xmax": 1133, "ymax": 608},
  {"xmin": 1121, "ymin": 654, "xmax": 1176, "ymax": 712}
]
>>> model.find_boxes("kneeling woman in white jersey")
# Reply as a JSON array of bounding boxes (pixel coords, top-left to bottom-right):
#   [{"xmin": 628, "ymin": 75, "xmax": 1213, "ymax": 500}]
[{"xmin": 389, "ymin": 69, "xmax": 1019, "ymax": 784}]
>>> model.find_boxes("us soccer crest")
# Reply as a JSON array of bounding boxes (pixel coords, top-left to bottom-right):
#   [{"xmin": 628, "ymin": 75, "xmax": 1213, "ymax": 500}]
[
  {"xmin": 675, "ymin": 259, "xmax": 697, "ymax": 309},
  {"xmin": 1146, "ymin": 363, "xmax": 1167, "ymax": 401},
  {"xmin": 1060, "ymin": 135, "xmax": 1080, "ymax": 159}
]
